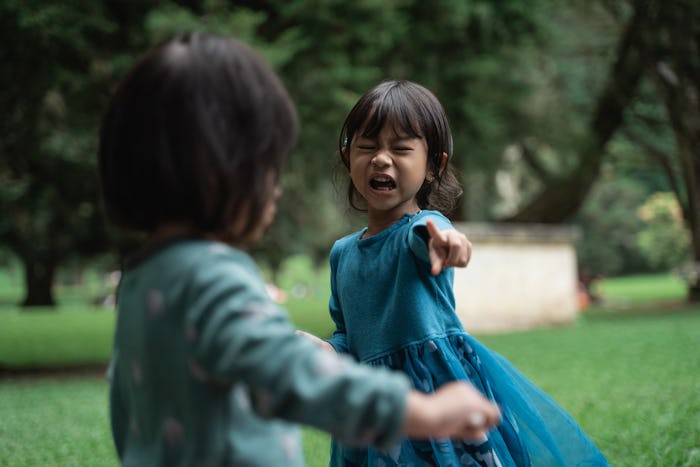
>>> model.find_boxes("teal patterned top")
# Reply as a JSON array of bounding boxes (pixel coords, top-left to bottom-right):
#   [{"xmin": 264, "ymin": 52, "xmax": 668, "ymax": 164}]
[{"xmin": 109, "ymin": 239, "xmax": 411, "ymax": 466}]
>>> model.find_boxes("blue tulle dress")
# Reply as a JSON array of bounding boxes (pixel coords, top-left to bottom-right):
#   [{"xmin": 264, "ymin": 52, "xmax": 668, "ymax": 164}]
[{"xmin": 326, "ymin": 211, "xmax": 610, "ymax": 466}]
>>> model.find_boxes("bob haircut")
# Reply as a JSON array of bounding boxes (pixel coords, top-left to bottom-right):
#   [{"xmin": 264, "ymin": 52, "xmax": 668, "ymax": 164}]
[
  {"xmin": 338, "ymin": 80, "xmax": 462, "ymax": 214},
  {"xmin": 98, "ymin": 33, "xmax": 298, "ymax": 242}
]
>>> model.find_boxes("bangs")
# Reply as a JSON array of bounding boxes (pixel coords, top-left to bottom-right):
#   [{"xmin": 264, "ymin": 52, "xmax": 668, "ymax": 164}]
[
  {"xmin": 357, "ymin": 89, "xmax": 424, "ymax": 140},
  {"xmin": 337, "ymin": 80, "xmax": 462, "ymax": 214}
]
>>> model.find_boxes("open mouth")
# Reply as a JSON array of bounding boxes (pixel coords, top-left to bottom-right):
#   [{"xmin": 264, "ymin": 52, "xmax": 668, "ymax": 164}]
[{"xmin": 370, "ymin": 176, "xmax": 396, "ymax": 191}]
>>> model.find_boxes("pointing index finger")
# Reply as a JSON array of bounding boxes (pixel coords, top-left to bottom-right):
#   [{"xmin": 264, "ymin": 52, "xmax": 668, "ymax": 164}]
[{"xmin": 425, "ymin": 220, "xmax": 445, "ymax": 244}]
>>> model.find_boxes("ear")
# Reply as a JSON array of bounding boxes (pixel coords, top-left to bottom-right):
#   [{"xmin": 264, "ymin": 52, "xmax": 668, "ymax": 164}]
[{"xmin": 438, "ymin": 152, "xmax": 448, "ymax": 175}]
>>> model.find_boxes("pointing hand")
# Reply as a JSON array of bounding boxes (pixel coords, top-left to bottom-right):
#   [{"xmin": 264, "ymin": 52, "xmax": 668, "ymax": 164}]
[{"xmin": 426, "ymin": 220, "xmax": 472, "ymax": 276}]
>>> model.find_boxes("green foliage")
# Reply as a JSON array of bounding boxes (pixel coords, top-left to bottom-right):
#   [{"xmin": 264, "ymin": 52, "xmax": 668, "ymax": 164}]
[
  {"xmin": 261, "ymin": 0, "xmax": 554, "ymax": 234},
  {"xmin": 577, "ymin": 172, "xmax": 692, "ymax": 277},
  {"xmin": 0, "ymin": 1, "xmax": 133, "ymax": 305},
  {"xmin": 274, "ymin": 255, "xmax": 330, "ymax": 295},
  {"xmin": 636, "ymin": 192, "xmax": 691, "ymax": 271},
  {"xmin": 576, "ymin": 174, "xmax": 649, "ymax": 276},
  {"xmin": 486, "ymin": 2, "xmax": 629, "ymax": 220},
  {"xmin": 143, "ymin": 1, "xmax": 305, "ymax": 67},
  {"xmin": 4, "ymin": 0, "xmax": 697, "ymax": 306}
]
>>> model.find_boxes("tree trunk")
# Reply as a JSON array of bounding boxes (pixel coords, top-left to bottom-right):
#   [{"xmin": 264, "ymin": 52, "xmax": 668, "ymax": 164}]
[
  {"xmin": 21, "ymin": 257, "xmax": 57, "ymax": 307},
  {"xmin": 663, "ymin": 97, "xmax": 700, "ymax": 302},
  {"xmin": 650, "ymin": 1, "xmax": 700, "ymax": 302},
  {"xmin": 505, "ymin": 2, "xmax": 651, "ymax": 223}
]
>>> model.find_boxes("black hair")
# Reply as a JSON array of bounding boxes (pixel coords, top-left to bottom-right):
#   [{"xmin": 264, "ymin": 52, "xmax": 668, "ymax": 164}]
[
  {"xmin": 338, "ymin": 80, "xmax": 462, "ymax": 214},
  {"xmin": 98, "ymin": 32, "xmax": 298, "ymax": 242}
]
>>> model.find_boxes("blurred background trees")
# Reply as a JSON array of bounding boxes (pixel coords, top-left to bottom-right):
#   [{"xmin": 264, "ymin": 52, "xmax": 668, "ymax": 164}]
[{"xmin": 1, "ymin": 0, "xmax": 698, "ymax": 306}]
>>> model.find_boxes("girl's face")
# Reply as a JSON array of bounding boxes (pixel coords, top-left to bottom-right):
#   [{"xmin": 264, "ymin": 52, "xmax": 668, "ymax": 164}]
[{"xmin": 347, "ymin": 122, "xmax": 429, "ymax": 219}]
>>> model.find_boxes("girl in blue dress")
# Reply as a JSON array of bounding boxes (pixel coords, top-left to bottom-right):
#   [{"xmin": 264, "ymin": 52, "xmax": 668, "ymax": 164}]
[{"xmin": 301, "ymin": 80, "xmax": 610, "ymax": 466}]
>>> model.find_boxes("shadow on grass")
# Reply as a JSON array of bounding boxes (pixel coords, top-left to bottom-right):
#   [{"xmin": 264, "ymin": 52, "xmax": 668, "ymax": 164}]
[{"xmin": 0, "ymin": 363, "xmax": 108, "ymax": 380}]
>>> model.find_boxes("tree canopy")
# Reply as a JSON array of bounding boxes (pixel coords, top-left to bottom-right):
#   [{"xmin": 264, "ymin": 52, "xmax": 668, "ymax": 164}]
[{"xmin": 2, "ymin": 0, "xmax": 699, "ymax": 305}]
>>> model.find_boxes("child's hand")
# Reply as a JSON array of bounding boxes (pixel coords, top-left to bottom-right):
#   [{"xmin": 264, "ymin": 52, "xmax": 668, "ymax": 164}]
[
  {"xmin": 295, "ymin": 330, "xmax": 335, "ymax": 352},
  {"xmin": 425, "ymin": 221, "xmax": 472, "ymax": 275},
  {"xmin": 403, "ymin": 381, "xmax": 501, "ymax": 441}
]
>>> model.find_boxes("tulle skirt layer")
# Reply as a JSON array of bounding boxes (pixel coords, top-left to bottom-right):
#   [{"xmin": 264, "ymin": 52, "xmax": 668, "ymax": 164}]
[{"xmin": 330, "ymin": 334, "xmax": 609, "ymax": 467}]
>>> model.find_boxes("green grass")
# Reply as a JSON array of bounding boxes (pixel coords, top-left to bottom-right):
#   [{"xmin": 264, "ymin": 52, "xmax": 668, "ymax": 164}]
[
  {"xmin": 0, "ymin": 376, "xmax": 333, "ymax": 467},
  {"xmin": 285, "ymin": 295, "xmax": 335, "ymax": 338},
  {"xmin": 2, "ymin": 308, "xmax": 699, "ymax": 466},
  {"xmin": 592, "ymin": 273, "xmax": 687, "ymax": 305},
  {"xmin": 1, "ymin": 273, "xmax": 699, "ymax": 466},
  {"xmin": 480, "ymin": 310, "xmax": 700, "ymax": 466},
  {"xmin": 0, "ymin": 378, "xmax": 115, "ymax": 466},
  {"xmin": 0, "ymin": 307, "xmax": 114, "ymax": 368},
  {"xmin": 0, "ymin": 299, "xmax": 331, "ymax": 370}
]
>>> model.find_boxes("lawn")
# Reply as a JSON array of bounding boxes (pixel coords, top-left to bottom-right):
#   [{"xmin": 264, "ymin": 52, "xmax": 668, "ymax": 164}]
[
  {"xmin": 1, "ymin": 273, "xmax": 699, "ymax": 466},
  {"xmin": 591, "ymin": 272, "xmax": 687, "ymax": 305}
]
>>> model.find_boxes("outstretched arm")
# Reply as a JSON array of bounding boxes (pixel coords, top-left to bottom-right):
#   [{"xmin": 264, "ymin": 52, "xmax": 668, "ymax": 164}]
[{"xmin": 425, "ymin": 220, "xmax": 472, "ymax": 276}]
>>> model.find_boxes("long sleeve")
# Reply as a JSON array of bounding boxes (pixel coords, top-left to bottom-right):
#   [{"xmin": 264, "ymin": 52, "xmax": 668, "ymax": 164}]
[
  {"xmin": 326, "ymin": 243, "xmax": 349, "ymax": 353},
  {"xmin": 187, "ymin": 256, "xmax": 411, "ymax": 448},
  {"xmin": 406, "ymin": 211, "xmax": 453, "ymax": 264}
]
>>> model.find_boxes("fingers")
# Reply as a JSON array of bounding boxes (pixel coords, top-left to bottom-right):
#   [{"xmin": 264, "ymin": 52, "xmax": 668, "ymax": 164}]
[
  {"xmin": 403, "ymin": 382, "xmax": 502, "ymax": 441},
  {"xmin": 295, "ymin": 330, "xmax": 335, "ymax": 351},
  {"xmin": 469, "ymin": 403, "xmax": 501, "ymax": 431},
  {"xmin": 428, "ymin": 245, "xmax": 445, "ymax": 276},
  {"xmin": 427, "ymin": 221, "xmax": 448, "ymax": 275},
  {"xmin": 442, "ymin": 233, "xmax": 471, "ymax": 269},
  {"xmin": 425, "ymin": 220, "xmax": 446, "ymax": 243},
  {"xmin": 466, "ymin": 412, "xmax": 487, "ymax": 429},
  {"xmin": 444, "ymin": 382, "xmax": 501, "ymax": 440},
  {"xmin": 426, "ymin": 221, "xmax": 472, "ymax": 275}
]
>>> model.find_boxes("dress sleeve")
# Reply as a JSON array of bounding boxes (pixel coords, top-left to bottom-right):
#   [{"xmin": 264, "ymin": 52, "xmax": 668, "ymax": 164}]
[
  {"xmin": 326, "ymin": 243, "xmax": 349, "ymax": 353},
  {"xmin": 187, "ymin": 258, "xmax": 411, "ymax": 448},
  {"xmin": 407, "ymin": 211, "xmax": 454, "ymax": 263}
]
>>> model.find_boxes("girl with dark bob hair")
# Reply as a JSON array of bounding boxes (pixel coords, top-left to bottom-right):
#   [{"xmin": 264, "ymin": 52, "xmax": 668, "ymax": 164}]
[
  {"xmin": 299, "ymin": 80, "xmax": 610, "ymax": 466},
  {"xmin": 98, "ymin": 32, "xmax": 296, "ymax": 243},
  {"xmin": 98, "ymin": 34, "xmax": 501, "ymax": 467},
  {"xmin": 339, "ymin": 80, "xmax": 463, "ymax": 216}
]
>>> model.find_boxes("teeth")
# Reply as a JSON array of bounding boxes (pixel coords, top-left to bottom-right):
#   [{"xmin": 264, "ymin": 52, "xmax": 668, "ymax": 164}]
[{"xmin": 370, "ymin": 176, "xmax": 396, "ymax": 191}]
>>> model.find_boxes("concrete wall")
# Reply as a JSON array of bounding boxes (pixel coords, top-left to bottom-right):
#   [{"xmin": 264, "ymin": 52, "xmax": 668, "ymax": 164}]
[{"xmin": 452, "ymin": 222, "xmax": 580, "ymax": 333}]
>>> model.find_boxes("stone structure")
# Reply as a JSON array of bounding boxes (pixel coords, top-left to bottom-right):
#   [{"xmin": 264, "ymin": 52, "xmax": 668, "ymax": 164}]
[{"xmin": 452, "ymin": 222, "xmax": 581, "ymax": 334}]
